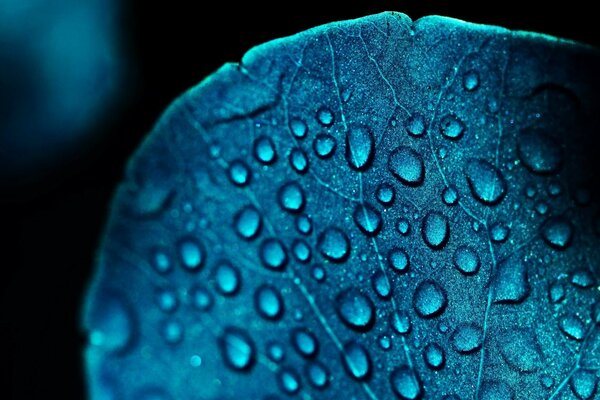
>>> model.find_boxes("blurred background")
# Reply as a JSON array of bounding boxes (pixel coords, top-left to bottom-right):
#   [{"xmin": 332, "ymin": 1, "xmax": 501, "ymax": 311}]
[{"xmin": 1, "ymin": 1, "xmax": 597, "ymax": 398}]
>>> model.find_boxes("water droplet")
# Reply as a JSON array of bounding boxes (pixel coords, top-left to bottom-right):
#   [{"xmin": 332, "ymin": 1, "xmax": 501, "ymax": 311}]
[
  {"xmin": 517, "ymin": 130, "xmax": 563, "ymax": 174},
  {"xmin": 406, "ymin": 113, "xmax": 426, "ymax": 136},
  {"xmin": 423, "ymin": 343, "xmax": 445, "ymax": 370},
  {"xmin": 151, "ymin": 249, "xmax": 172, "ymax": 274},
  {"xmin": 234, "ymin": 205, "xmax": 262, "ymax": 240},
  {"xmin": 376, "ymin": 183, "xmax": 395, "ymax": 206},
  {"xmin": 490, "ymin": 221, "xmax": 510, "ymax": 243},
  {"xmin": 278, "ymin": 367, "xmax": 301, "ymax": 395},
  {"xmin": 465, "ymin": 159, "xmax": 507, "ymax": 205},
  {"xmin": 228, "ymin": 159, "xmax": 251, "ymax": 186},
  {"xmin": 313, "ymin": 133, "xmax": 337, "ymax": 158},
  {"xmin": 292, "ymin": 239, "xmax": 311, "ymax": 263},
  {"xmin": 266, "ymin": 341, "xmax": 285, "ymax": 363},
  {"xmin": 305, "ymin": 361, "xmax": 329, "ymax": 389},
  {"xmin": 311, "ymin": 265, "xmax": 326, "ymax": 282},
  {"xmin": 155, "ymin": 288, "xmax": 178, "ymax": 313},
  {"xmin": 463, "ymin": 70, "xmax": 480, "ymax": 91},
  {"xmin": 492, "ymin": 256, "xmax": 530, "ymax": 304},
  {"xmin": 571, "ymin": 269, "xmax": 595, "ymax": 288},
  {"xmin": 570, "ymin": 369, "xmax": 598, "ymax": 399},
  {"xmin": 335, "ymin": 288, "xmax": 375, "ymax": 331},
  {"xmin": 289, "ymin": 148, "xmax": 309, "ymax": 174},
  {"xmin": 549, "ymin": 281, "xmax": 566, "ymax": 303},
  {"xmin": 293, "ymin": 215, "xmax": 312, "ymax": 237},
  {"xmin": 345, "ymin": 125, "xmax": 374, "ymax": 170},
  {"xmin": 535, "ymin": 202, "xmax": 549, "ymax": 215},
  {"xmin": 254, "ymin": 285, "xmax": 284, "ymax": 320},
  {"xmin": 390, "ymin": 311, "xmax": 412, "ymax": 335},
  {"xmin": 291, "ymin": 328, "xmax": 319, "ymax": 358},
  {"xmin": 278, "ymin": 182, "xmax": 305, "ymax": 213},
  {"xmin": 451, "ymin": 323, "xmax": 483, "ymax": 353},
  {"xmin": 388, "ymin": 248, "xmax": 410, "ymax": 273},
  {"xmin": 559, "ymin": 314, "xmax": 586, "ymax": 340},
  {"xmin": 259, "ymin": 239, "xmax": 288, "ymax": 270},
  {"xmin": 548, "ymin": 181, "xmax": 562, "ymax": 197},
  {"xmin": 219, "ymin": 327, "xmax": 255, "ymax": 371},
  {"xmin": 341, "ymin": 341, "xmax": 371, "ymax": 380},
  {"xmin": 421, "ymin": 211, "xmax": 450, "ymax": 249},
  {"xmin": 389, "ymin": 146, "xmax": 425, "ymax": 186},
  {"xmin": 318, "ymin": 227, "xmax": 350, "ymax": 262},
  {"xmin": 413, "ymin": 280, "xmax": 447, "ymax": 318},
  {"xmin": 440, "ymin": 114, "xmax": 465, "ymax": 140},
  {"xmin": 397, "ymin": 218, "xmax": 411, "ymax": 235},
  {"xmin": 541, "ymin": 216, "xmax": 574, "ymax": 250},
  {"xmin": 378, "ymin": 335, "xmax": 392, "ymax": 350},
  {"xmin": 214, "ymin": 262, "xmax": 240, "ymax": 296},
  {"xmin": 353, "ymin": 203, "xmax": 383, "ymax": 236},
  {"xmin": 541, "ymin": 374, "xmax": 555, "ymax": 389},
  {"xmin": 390, "ymin": 366, "xmax": 422, "ymax": 400},
  {"xmin": 87, "ymin": 291, "xmax": 134, "ymax": 353},
  {"xmin": 499, "ymin": 328, "xmax": 542, "ymax": 372},
  {"xmin": 453, "ymin": 246, "xmax": 480, "ymax": 275},
  {"xmin": 316, "ymin": 107, "xmax": 334, "ymax": 127},
  {"xmin": 161, "ymin": 319, "xmax": 184, "ymax": 345},
  {"xmin": 190, "ymin": 355, "xmax": 202, "ymax": 368},
  {"xmin": 178, "ymin": 238, "xmax": 205, "ymax": 271},
  {"xmin": 290, "ymin": 118, "xmax": 308, "ymax": 139},
  {"xmin": 190, "ymin": 285, "xmax": 213, "ymax": 311},
  {"xmin": 371, "ymin": 270, "xmax": 392, "ymax": 299},
  {"xmin": 253, "ymin": 136, "xmax": 277, "ymax": 165},
  {"xmin": 442, "ymin": 186, "xmax": 459, "ymax": 206}
]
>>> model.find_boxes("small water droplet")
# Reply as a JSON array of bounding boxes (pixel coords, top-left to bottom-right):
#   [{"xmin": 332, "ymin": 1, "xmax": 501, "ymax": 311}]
[
  {"xmin": 389, "ymin": 146, "xmax": 425, "ymax": 186},
  {"xmin": 571, "ymin": 269, "xmax": 595, "ymax": 288},
  {"xmin": 548, "ymin": 281, "xmax": 565, "ymax": 303},
  {"xmin": 228, "ymin": 159, "xmax": 251, "ymax": 186},
  {"xmin": 296, "ymin": 213, "xmax": 313, "ymax": 235},
  {"xmin": 291, "ymin": 328, "xmax": 319, "ymax": 358},
  {"xmin": 151, "ymin": 249, "xmax": 172, "ymax": 274},
  {"xmin": 442, "ymin": 186, "xmax": 459, "ymax": 206},
  {"xmin": 253, "ymin": 136, "xmax": 277, "ymax": 165},
  {"xmin": 178, "ymin": 238, "xmax": 205, "ymax": 272},
  {"xmin": 462, "ymin": 70, "xmax": 480, "ymax": 91},
  {"xmin": 189, "ymin": 355, "xmax": 202, "ymax": 368},
  {"xmin": 390, "ymin": 366, "xmax": 422, "ymax": 400},
  {"xmin": 87, "ymin": 290, "xmax": 135, "ymax": 353},
  {"xmin": 335, "ymin": 288, "xmax": 375, "ymax": 331},
  {"xmin": 423, "ymin": 343, "xmax": 445, "ymax": 370},
  {"xmin": 290, "ymin": 118, "xmax": 308, "ymax": 139},
  {"xmin": 413, "ymin": 280, "xmax": 447, "ymax": 318},
  {"xmin": 421, "ymin": 212, "xmax": 450, "ymax": 249},
  {"xmin": 378, "ymin": 335, "xmax": 392, "ymax": 351},
  {"xmin": 397, "ymin": 218, "xmax": 411, "ymax": 235},
  {"xmin": 219, "ymin": 327, "xmax": 255, "ymax": 371},
  {"xmin": 559, "ymin": 314, "xmax": 586, "ymax": 340},
  {"xmin": 376, "ymin": 183, "xmax": 395, "ymax": 206},
  {"xmin": 292, "ymin": 239, "xmax": 312, "ymax": 263},
  {"xmin": 390, "ymin": 311, "xmax": 412, "ymax": 335},
  {"xmin": 161, "ymin": 319, "xmax": 184, "ymax": 345},
  {"xmin": 492, "ymin": 256, "xmax": 529, "ymax": 304},
  {"xmin": 266, "ymin": 341, "xmax": 285, "ymax": 363},
  {"xmin": 190, "ymin": 285, "xmax": 213, "ymax": 311},
  {"xmin": 453, "ymin": 246, "xmax": 480, "ymax": 275},
  {"xmin": 353, "ymin": 203, "xmax": 383, "ymax": 236},
  {"xmin": 254, "ymin": 285, "xmax": 284, "ymax": 320},
  {"xmin": 316, "ymin": 107, "xmax": 335, "ymax": 127},
  {"xmin": 318, "ymin": 227, "xmax": 350, "ymax": 262},
  {"xmin": 278, "ymin": 182, "xmax": 305, "ymax": 213},
  {"xmin": 388, "ymin": 248, "xmax": 410, "ymax": 274},
  {"xmin": 541, "ymin": 216, "xmax": 574, "ymax": 250},
  {"xmin": 234, "ymin": 205, "xmax": 262, "ymax": 240},
  {"xmin": 259, "ymin": 239, "xmax": 288, "ymax": 270},
  {"xmin": 465, "ymin": 159, "xmax": 507, "ymax": 205},
  {"xmin": 278, "ymin": 367, "xmax": 301, "ymax": 395},
  {"xmin": 289, "ymin": 148, "xmax": 309, "ymax": 174},
  {"xmin": 305, "ymin": 361, "xmax": 330, "ymax": 389},
  {"xmin": 406, "ymin": 113, "xmax": 426, "ymax": 136},
  {"xmin": 341, "ymin": 341, "xmax": 371, "ymax": 380},
  {"xmin": 155, "ymin": 288, "xmax": 178, "ymax": 313},
  {"xmin": 440, "ymin": 114, "xmax": 465, "ymax": 140},
  {"xmin": 499, "ymin": 328, "xmax": 542, "ymax": 372},
  {"xmin": 371, "ymin": 270, "xmax": 392, "ymax": 299},
  {"xmin": 345, "ymin": 125, "xmax": 374, "ymax": 170},
  {"xmin": 313, "ymin": 134, "xmax": 337, "ymax": 158},
  {"xmin": 490, "ymin": 221, "xmax": 510, "ymax": 243},
  {"xmin": 311, "ymin": 265, "xmax": 326, "ymax": 282},
  {"xmin": 214, "ymin": 262, "xmax": 241, "ymax": 296}
]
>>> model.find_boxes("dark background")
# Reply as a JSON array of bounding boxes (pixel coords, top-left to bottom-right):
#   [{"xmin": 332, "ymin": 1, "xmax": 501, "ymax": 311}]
[{"xmin": 2, "ymin": 1, "xmax": 598, "ymax": 398}]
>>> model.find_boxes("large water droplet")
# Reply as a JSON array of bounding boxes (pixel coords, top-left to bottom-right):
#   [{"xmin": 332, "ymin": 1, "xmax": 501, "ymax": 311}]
[
  {"xmin": 341, "ymin": 341, "xmax": 371, "ymax": 380},
  {"xmin": 413, "ymin": 280, "xmax": 447, "ymax": 318},
  {"xmin": 228, "ymin": 159, "xmax": 251, "ymax": 186},
  {"xmin": 305, "ymin": 361, "xmax": 329, "ymax": 389},
  {"xmin": 219, "ymin": 327, "xmax": 255, "ymax": 371},
  {"xmin": 390, "ymin": 366, "xmax": 422, "ymax": 400},
  {"xmin": 313, "ymin": 134, "xmax": 337, "ymax": 158},
  {"xmin": 559, "ymin": 314, "xmax": 586, "ymax": 340},
  {"xmin": 278, "ymin": 367, "xmax": 301, "ymax": 395},
  {"xmin": 253, "ymin": 136, "xmax": 277, "ymax": 165},
  {"xmin": 335, "ymin": 288, "xmax": 375, "ymax": 331},
  {"xmin": 254, "ymin": 285, "xmax": 284, "ymax": 320},
  {"xmin": 406, "ymin": 113, "xmax": 426, "ymax": 137},
  {"xmin": 421, "ymin": 211, "xmax": 450, "ymax": 249},
  {"xmin": 318, "ymin": 227, "xmax": 350, "ymax": 262},
  {"xmin": 259, "ymin": 239, "xmax": 288, "ymax": 270},
  {"xmin": 440, "ymin": 114, "xmax": 465, "ymax": 140},
  {"xmin": 278, "ymin": 182, "xmax": 305, "ymax": 213},
  {"xmin": 453, "ymin": 246, "xmax": 480, "ymax": 275},
  {"xmin": 517, "ymin": 130, "xmax": 563, "ymax": 175},
  {"xmin": 388, "ymin": 248, "xmax": 410, "ymax": 273},
  {"xmin": 570, "ymin": 369, "xmax": 598, "ymax": 399},
  {"xmin": 389, "ymin": 146, "xmax": 425, "ymax": 186},
  {"xmin": 451, "ymin": 323, "xmax": 483, "ymax": 353},
  {"xmin": 353, "ymin": 203, "xmax": 383, "ymax": 236},
  {"xmin": 289, "ymin": 147, "xmax": 309, "ymax": 174},
  {"xmin": 345, "ymin": 125, "xmax": 374, "ymax": 170},
  {"xmin": 291, "ymin": 327, "xmax": 319, "ymax": 358},
  {"xmin": 178, "ymin": 238, "xmax": 205, "ymax": 271},
  {"xmin": 465, "ymin": 159, "xmax": 507, "ymax": 205},
  {"xmin": 492, "ymin": 256, "xmax": 530, "ymax": 304},
  {"xmin": 541, "ymin": 216, "xmax": 574, "ymax": 250},
  {"xmin": 499, "ymin": 329, "xmax": 542, "ymax": 372},
  {"xmin": 214, "ymin": 262, "xmax": 241, "ymax": 296},
  {"xmin": 234, "ymin": 205, "xmax": 262, "ymax": 240},
  {"xmin": 423, "ymin": 343, "xmax": 445, "ymax": 370}
]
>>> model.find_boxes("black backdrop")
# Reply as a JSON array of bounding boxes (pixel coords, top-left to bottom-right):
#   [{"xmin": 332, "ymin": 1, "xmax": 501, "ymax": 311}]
[{"xmin": 2, "ymin": 1, "xmax": 598, "ymax": 398}]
